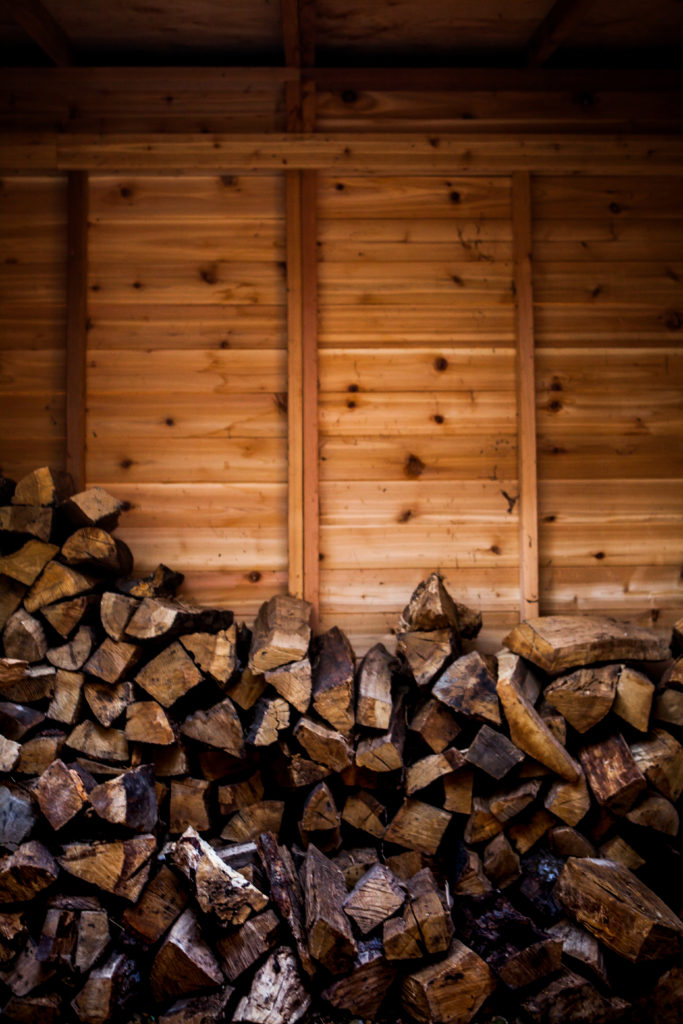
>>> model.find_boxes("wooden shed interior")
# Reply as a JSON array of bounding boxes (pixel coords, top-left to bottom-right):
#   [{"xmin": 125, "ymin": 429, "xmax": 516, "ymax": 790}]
[{"xmin": 1, "ymin": 0, "xmax": 682, "ymax": 655}]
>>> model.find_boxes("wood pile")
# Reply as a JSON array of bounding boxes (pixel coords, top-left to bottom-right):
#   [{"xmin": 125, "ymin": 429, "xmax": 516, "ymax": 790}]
[{"xmin": 0, "ymin": 465, "xmax": 682, "ymax": 1024}]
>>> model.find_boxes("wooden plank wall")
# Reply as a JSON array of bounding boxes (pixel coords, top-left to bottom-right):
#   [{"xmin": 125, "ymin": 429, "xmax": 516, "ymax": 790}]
[{"xmin": 0, "ymin": 175, "xmax": 67, "ymax": 477}]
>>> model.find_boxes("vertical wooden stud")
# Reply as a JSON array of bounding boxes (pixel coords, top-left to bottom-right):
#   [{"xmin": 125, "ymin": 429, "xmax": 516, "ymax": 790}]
[
  {"xmin": 65, "ymin": 170, "xmax": 88, "ymax": 491},
  {"xmin": 300, "ymin": 168, "xmax": 319, "ymax": 615},
  {"xmin": 287, "ymin": 170, "xmax": 305, "ymax": 600},
  {"xmin": 512, "ymin": 171, "xmax": 540, "ymax": 619}
]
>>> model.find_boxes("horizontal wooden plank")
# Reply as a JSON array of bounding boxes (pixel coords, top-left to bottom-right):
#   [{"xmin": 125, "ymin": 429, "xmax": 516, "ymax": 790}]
[
  {"xmin": 89, "ymin": 174, "xmax": 284, "ymax": 221},
  {"xmin": 0, "ymin": 441, "xmax": 66, "ymax": 479},
  {"xmin": 116, "ymin": 527, "xmax": 287, "ymax": 572},
  {"xmin": 319, "ymin": 566, "xmax": 520, "ymax": 611},
  {"xmin": 534, "ymin": 261, "xmax": 683, "ymax": 305},
  {"xmin": 0, "ymin": 174, "xmax": 66, "ymax": 222},
  {"xmin": 321, "ymin": 479, "xmax": 519, "ymax": 526},
  {"xmin": 0, "ymin": 226, "xmax": 67, "ymax": 264},
  {"xmin": 319, "ymin": 217, "xmax": 512, "ymax": 245},
  {"xmin": 320, "ymin": 435, "xmax": 516, "ymax": 481},
  {"xmin": 319, "ymin": 391, "xmax": 515, "ymax": 436},
  {"xmin": 536, "ymin": 388, "xmax": 683, "ymax": 436},
  {"xmin": 537, "ymin": 438, "xmax": 683, "ymax": 479},
  {"xmin": 534, "ymin": 307, "xmax": 683, "ymax": 347},
  {"xmin": 0, "ymin": 264, "xmax": 67, "ymax": 305},
  {"xmin": 0, "ymin": 394, "xmax": 64, "ymax": 439},
  {"xmin": 533, "ymin": 176, "xmax": 683, "ymax": 220},
  {"xmin": 0, "ymin": 350, "xmax": 65, "ymax": 393},
  {"xmin": 88, "ymin": 349, "xmax": 286, "ymax": 394},
  {"xmin": 86, "ymin": 437, "xmax": 287, "ymax": 483},
  {"xmin": 87, "ymin": 482, "xmax": 287, "ymax": 529},
  {"xmin": 320, "ymin": 522, "xmax": 518, "ymax": 569},
  {"xmin": 176, "ymin": 569, "xmax": 288, "ymax": 620},
  {"xmin": 88, "ymin": 393, "xmax": 287, "ymax": 439},
  {"xmin": 319, "ymin": 348, "xmax": 515, "ymax": 391},
  {"xmin": 318, "ymin": 307, "xmax": 515, "ymax": 347},
  {"xmin": 86, "ymin": 304, "xmax": 286, "ymax": 350},
  {"xmin": 539, "ymin": 565, "xmax": 683, "ymax": 610},
  {"xmin": 540, "ymin": 524, "xmax": 683, "ymax": 567},
  {"xmin": 320, "ymin": 239, "xmax": 513, "ymax": 264},
  {"xmin": 89, "ymin": 220, "xmax": 284, "ymax": 263},
  {"xmin": 0, "ymin": 313, "xmax": 65, "ymax": 350},
  {"xmin": 539, "ymin": 480, "xmax": 683, "ymax": 523},
  {"xmin": 319, "ymin": 260, "xmax": 513, "ymax": 302},
  {"xmin": 535, "ymin": 348, "xmax": 683, "ymax": 391},
  {"xmin": 87, "ymin": 260, "xmax": 286, "ymax": 305},
  {"xmin": 318, "ymin": 175, "xmax": 511, "ymax": 219}
]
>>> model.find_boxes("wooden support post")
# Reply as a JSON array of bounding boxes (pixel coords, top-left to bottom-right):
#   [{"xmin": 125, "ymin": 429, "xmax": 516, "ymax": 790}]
[
  {"xmin": 66, "ymin": 170, "xmax": 89, "ymax": 492},
  {"xmin": 512, "ymin": 172, "xmax": 539, "ymax": 619},
  {"xmin": 287, "ymin": 171, "xmax": 305, "ymax": 601}
]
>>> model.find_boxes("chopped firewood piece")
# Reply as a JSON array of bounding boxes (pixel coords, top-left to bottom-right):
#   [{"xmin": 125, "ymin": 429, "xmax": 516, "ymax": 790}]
[
  {"xmin": 24, "ymin": 562, "xmax": 95, "ymax": 614},
  {"xmin": 0, "ymin": 540, "xmax": 58, "ymax": 586},
  {"xmin": 221, "ymin": 801, "xmax": 284, "ymax": 842},
  {"xmin": 557, "ymin": 856, "xmax": 683, "ymax": 961},
  {"xmin": 61, "ymin": 527, "xmax": 132, "ymax": 575},
  {"xmin": 463, "ymin": 797, "xmax": 504, "ymax": 844},
  {"xmin": 303, "ymin": 844, "xmax": 357, "ymax": 974},
  {"xmin": 521, "ymin": 968, "xmax": 630, "ymax": 1024},
  {"xmin": 0, "ymin": 576, "xmax": 25, "ymax": 631},
  {"xmin": 180, "ymin": 624, "xmax": 237, "ymax": 686},
  {"xmin": 0, "ymin": 504, "xmax": 52, "ymax": 542},
  {"xmin": 457, "ymin": 892, "xmax": 562, "ymax": 989},
  {"xmin": 301, "ymin": 781, "xmax": 340, "ymax": 833},
  {"xmin": 125, "ymin": 700, "xmax": 174, "ymax": 745},
  {"xmin": 400, "ymin": 572, "xmax": 482, "ymax": 639},
  {"xmin": 544, "ymin": 771, "xmax": 591, "ymax": 826},
  {"xmin": 248, "ymin": 595, "xmax": 311, "ymax": 673},
  {"xmin": 654, "ymin": 685, "xmax": 683, "ymax": 727},
  {"xmin": 172, "ymin": 827, "xmax": 268, "ymax": 925},
  {"xmin": 626, "ymin": 791, "xmax": 679, "ymax": 834},
  {"xmin": 12, "ymin": 468, "xmax": 72, "ymax": 508},
  {"xmin": 47, "ymin": 670, "xmax": 83, "ymax": 725},
  {"xmin": 384, "ymin": 869, "xmax": 453, "ymax": 960},
  {"xmin": 343, "ymin": 864, "xmax": 405, "ymax": 934},
  {"xmin": 408, "ymin": 697, "xmax": 460, "ymax": 753},
  {"xmin": 59, "ymin": 835, "xmax": 155, "ymax": 902},
  {"xmin": 342, "ymin": 790, "xmax": 386, "ymax": 839},
  {"xmin": 264, "ymin": 657, "xmax": 311, "ymax": 713},
  {"xmin": 356, "ymin": 691, "xmax": 405, "ymax": 772},
  {"xmin": 0, "ymin": 935, "xmax": 55, "ymax": 997},
  {"xmin": 322, "ymin": 938, "xmax": 396, "ymax": 1018},
  {"xmin": 136, "ymin": 641, "xmax": 203, "ymax": 707},
  {"xmin": 150, "ymin": 909, "xmax": 224, "ymax": 1004},
  {"xmin": 99, "ymin": 592, "xmax": 138, "ymax": 642},
  {"xmin": 122, "ymin": 595, "xmax": 181, "ymax": 640},
  {"xmin": 508, "ymin": 808, "xmax": 555, "ymax": 855},
  {"xmin": 0, "ymin": 659, "xmax": 54, "ymax": 702},
  {"xmin": 433, "ymin": 651, "xmax": 501, "ymax": 725},
  {"xmin": 42, "ymin": 594, "xmax": 97, "ymax": 639},
  {"xmin": 257, "ymin": 832, "xmax": 314, "ymax": 977},
  {"xmin": 385, "ymin": 798, "xmax": 451, "ymax": 855},
  {"xmin": 453, "ymin": 847, "xmax": 492, "ymax": 896},
  {"xmin": 0, "ymin": 784, "xmax": 38, "ymax": 849},
  {"xmin": 630, "ymin": 728, "xmax": 683, "ymax": 802},
  {"xmin": 3, "ymin": 609, "xmax": 47, "ymax": 663},
  {"xmin": 0, "ymin": 841, "xmax": 59, "ymax": 902},
  {"xmin": 579, "ymin": 733, "xmax": 647, "ymax": 814},
  {"xmin": 466, "ymin": 724, "xmax": 524, "ymax": 779},
  {"xmin": 218, "ymin": 773, "xmax": 264, "ymax": 815},
  {"xmin": 537, "ymin": 698, "xmax": 567, "ymax": 744},
  {"xmin": 160, "ymin": 986, "xmax": 234, "ymax": 1024},
  {"xmin": 402, "ymin": 939, "xmax": 495, "ymax": 1024},
  {"xmin": 549, "ymin": 825, "xmax": 597, "ymax": 859},
  {"xmin": 46, "ymin": 624, "xmax": 95, "ymax": 671},
  {"xmin": 225, "ymin": 668, "xmax": 267, "ymax": 711},
  {"xmin": 89, "ymin": 765, "xmax": 157, "ymax": 832},
  {"xmin": 170, "ymin": 778, "xmax": 210, "ymax": 833},
  {"xmin": 443, "ymin": 768, "xmax": 474, "ymax": 815},
  {"xmin": 599, "ymin": 834, "xmax": 645, "ymax": 870},
  {"xmin": 71, "ymin": 951, "xmax": 137, "ymax": 1022},
  {"xmin": 247, "ymin": 695, "xmax": 289, "ymax": 746},
  {"xmin": 73, "ymin": 908, "xmax": 110, "ymax": 973},
  {"xmin": 335, "ymin": 847, "xmax": 380, "ymax": 888},
  {"xmin": 293, "ymin": 716, "xmax": 352, "ymax": 771},
  {"xmin": 544, "ymin": 664, "xmax": 618, "ymax": 733},
  {"xmin": 483, "ymin": 833, "xmax": 521, "ymax": 889},
  {"xmin": 356, "ymin": 643, "xmax": 395, "ymax": 729},
  {"xmin": 274, "ymin": 745, "xmax": 330, "ymax": 789},
  {"xmin": 16, "ymin": 732, "xmax": 65, "ymax": 775},
  {"xmin": 123, "ymin": 864, "xmax": 190, "ymax": 944},
  {"xmin": 61, "ymin": 487, "xmax": 123, "ymax": 531},
  {"xmin": 312, "ymin": 626, "xmax": 355, "ymax": 734},
  {"xmin": 84, "ymin": 638, "xmax": 141, "ymax": 685},
  {"xmin": 406, "ymin": 748, "xmax": 466, "ymax": 795},
  {"xmin": 234, "ymin": 946, "xmax": 310, "ymax": 1024},
  {"xmin": 503, "ymin": 614, "xmax": 669, "ymax": 673},
  {"xmin": 67, "ymin": 721, "xmax": 129, "ymax": 763},
  {"xmin": 397, "ymin": 628, "xmax": 455, "ymax": 688},
  {"xmin": 83, "ymin": 678, "xmax": 134, "ymax": 728},
  {"xmin": 117, "ymin": 563, "xmax": 183, "ymax": 600},
  {"xmin": 215, "ymin": 909, "xmax": 279, "ymax": 982},
  {"xmin": 547, "ymin": 918, "xmax": 607, "ymax": 984},
  {"xmin": 33, "ymin": 759, "xmax": 87, "ymax": 829},
  {"xmin": 613, "ymin": 666, "xmax": 654, "ymax": 731},
  {"xmin": 496, "ymin": 651, "xmax": 581, "ymax": 781},
  {"xmin": 489, "ymin": 778, "xmax": 541, "ymax": 823},
  {"xmin": 0, "ymin": 700, "xmax": 44, "ymax": 740},
  {"xmin": 0, "ymin": 910, "xmax": 27, "ymax": 964},
  {"xmin": 152, "ymin": 743, "xmax": 189, "ymax": 777},
  {"xmin": 0, "ymin": 733, "xmax": 20, "ymax": 772},
  {"xmin": 181, "ymin": 697, "xmax": 244, "ymax": 757}
]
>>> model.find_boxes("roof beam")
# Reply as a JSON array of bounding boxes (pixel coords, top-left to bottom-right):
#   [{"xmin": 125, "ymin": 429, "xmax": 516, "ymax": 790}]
[
  {"xmin": 526, "ymin": 0, "xmax": 593, "ymax": 66},
  {"xmin": 2, "ymin": 0, "xmax": 74, "ymax": 66}
]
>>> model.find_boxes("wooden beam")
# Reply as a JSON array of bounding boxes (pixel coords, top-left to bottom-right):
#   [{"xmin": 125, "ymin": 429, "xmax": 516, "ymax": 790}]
[
  {"xmin": 65, "ymin": 171, "xmax": 88, "ymax": 491},
  {"xmin": 286, "ymin": 171, "xmax": 305, "ymax": 600},
  {"xmin": 512, "ymin": 171, "xmax": 539, "ymax": 620},
  {"xmin": 300, "ymin": 168, "xmax": 319, "ymax": 618},
  {"xmin": 526, "ymin": 0, "xmax": 594, "ymax": 67},
  {"xmin": 3, "ymin": 0, "xmax": 73, "ymax": 66}
]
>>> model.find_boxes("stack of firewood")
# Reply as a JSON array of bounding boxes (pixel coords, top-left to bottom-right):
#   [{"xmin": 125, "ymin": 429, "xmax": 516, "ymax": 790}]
[{"xmin": 0, "ymin": 466, "xmax": 682, "ymax": 1024}]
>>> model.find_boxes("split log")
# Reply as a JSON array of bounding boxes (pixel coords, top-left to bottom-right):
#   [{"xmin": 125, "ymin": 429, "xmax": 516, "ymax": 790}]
[
  {"xmin": 71, "ymin": 951, "xmax": 138, "ymax": 1024},
  {"xmin": 0, "ymin": 910, "xmax": 27, "ymax": 964},
  {"xmin": 273, "ymin": 743, "xmax": 330, "ymax": 789},
  {"xmin": 399, "ymin": 572, "xmax": 482, "ymax": 639},
  {"xmin": 84, "ymin": 638, "xmax": 141, "ymax": 685},
  {"xmin": 343, "ymin": 863, "xmax": 405, "ymax": 934},
  {"xmin": 248, "ymin": 595, "xmax": 311, "ymax": 673},
  {"xmin": 125, "ymin": 700, "xmax": 174, "ymax": 745},
  {"xmin": 408, "ymin": 697, "xmax": 460, "ymax": 753},
  {"xmin": 171, "ymin": 827, "xmax": 268, "ymax": 925},
  {"xmin": 83, "ymin": 679, "xmax": 134, "ymax": 728},
  {"xmin": 544, "ymin": 771, "xmax": 591, "ymax": 827},
  {"xmin": 169, "ymin": 778, "xmax": 210, "ymax": 833},
  {"xmin": 16, "ymin": 731, "xmax": 65, "ymax": 775},
  {"xmin": 613, "ymin": 665, "xmax": 654, "ymax": 731},
  {"xmin": 302, "ymin": 844, "xmax": 357, "ymax": 974},
  {"xmin": 233, "ymin": 946, "xmax": 310, "ymax": 1024},
  {"xmin": 546, "ymin": 917, "xmax": 607, "ymax": 984},
  {"xmin": 301, "ymin": 781, "xmax": 340, "ymax": 833},
  {"xmin": 433, "ymin": 651, "xmax": 501, "ymax": 725},
  {"xmin": 336, "ymin": 847, "xmax": 381, "ymax": 887},
  {"xmin": 46, "ymin": 626, "xmax": 94, "ymax": 671},
  {"xmin": 0, "ymin": 659, "xmax": 54, "ymax": 702},
  {"xmin": 599, "ymin": 834, "xmax": 645, "ymax": 870},
  {"xmin": 384, "ymin": 869, "xmax": 453, "ymax": 959},
  {"xmin": 221, "ymin": 802, "xmax": 284, "ymax": 843},
  {"xmin": 0, "ymin": 733, "xmax": 20, "ymax": 772},
  {"xmin": 503, "ymin": 615, "xmax": 670, "ymax": 673},
  {"xmin": 0, "ymin": 935, "xmax": 55, "ymax": 998},
  {"xmin": 544, "ymin": 664, "xmax": 618, "ymax": 733},
  {"xmin": 463, "ymin": 797, "xmax": 504, "ymax": 845},
  {"xmin": 0, "ymin": 699, "xmax": 44, "ymax": 739},
  {"xmin": 215, "ymin": 909, "xmax": 279, "ymax": 982},
  {"xmin": 152, "ymin": 743, "xmax": 190, "ymax": 778},
  {"xmin": 61, "ymin": 487, "xmax": 123, "ymax": 532},
  {"xmin": 67, "ymin": 721, "xmax": 129, "ymax": 763},
  {"xmin": 556, "ymin": 856, "xmax": 683, "ymax": 961},
  {"xmin": 3, "ymin": 609, "xmax": 47, "ymax": 663},
  {"xmin": 549, "ymin": 825, "xmax": 597, "ymax": 859},
  {"xmin": 630, "ymin": 728, "xmax": 683, "ymax": 802},
  {"xmin": 496, "ymin": 651, "xmax": 581, "ymax": 781},
  {"xmin": 33, "ymin": 759, "xmax": 87, "ymax": 830},
  {"xmin": 150, "ymin": 909, "xmax": 224, "ymax": 1004},
  {"xmin": 397, "ymin": 628, "xmax": 454, "ymax": 687},
  {"xmin": 406, "ymin": 748, "xmax": 466, "ymax": 796},
  {"xmin": 508, "ymin": 809, "xmax": 555, "ymax": 855},
  {"xmin": 217, "ymin": 773, "xmax": 264, "ymax": 815},
  {"xmin": 180, "ymin": 625, "xmax": 237, "ymax": 686},
  {"xmin": 452, "ymin": 847, "xmax": 492, "ymax": 897},
  {"xmin": 356, "ymin": 692, "xmax": 405, "ymax": 772},
  {"xmin": 0, "ymin": 504, "xmax": 52, "ymax": 542},
  {"xmin": 136, "ymin": 641, "xmax": 203, "ymax": 707},
  {"xmin": 61, "ymin": 528, "xmax": 132, "ymax": 576},
  {"xmin": 342, "ymin": 790, "xmax": 386, "ymax": 838},
  {"xmin": 579, "ymin": 734, "xmax": 647, "ymax": 814},
  {"xmin": 292, "ymin": 716, "xmax": 352, "ymax": 772},
  {"xmin": 654, "ymin": 684, "xmax": 683, "ymax": 727},
  {"xmin": 99, "ymin": 592, "xmax": 138, "ymax": 642},
  {"xmin": 12, "ymin": 468, "xmax": 73, "ymax": 508},
  {"xmin": 385, "ymin": 799, "xmax": 452, "ymax": 856},
  {"xmin": 401, "ymin": 939, "xmax": 496, "ymax": 1024},
  {"xmin": 257, "ymin": 831, "xmax": 314, "ymax": 977},
  {"xmin": 482, "ymin": 833, "xmax": 521, "ymax": 889},
  {"xmin": 0, "ymin": 841, "xmax": 59, "ymax": 902},
  {"xmin": 521, "ymin": 968, "xmax": 629, "ymax": 1024},
  {"xmin": 356, "ymin": 643, "xmax": 395, "ymax": 729},
  {"xmin": 0, "ymin": 540, "xmax": 59, "ymax": 587},
  {"xmin": 489, "ymin": 778, "xmax": 541, "ymax": 823},
  {"xmin": 246, "ymin": 695, "xmax": 289, "ymax": 746},
  {"xmin": 42, "ymin": 594, "xmax": 98, "ymax": 639},
  {"xmin": 0, "ymin": 576, "xmax": 25, "ymax": 631},
  {"xmin": 117, "ymin": 563, "xmax": 183, "ymax": 600},
  {"xmin": 89, "ymin": 765, "xmax": 157, "ymax": 832},
  {"xmin": 225, "ymin": 668, "xmax": 266, "ymax": 711},
  {"xmin": 442, "ymin": 768, "xmax": 474, "ymax": 815},
  {"xmin": 465, "ymin": 724, "xmax": 524, "ymax": 779},
  {"xmin": 159, "ymin": 987, "xmax": 234, "ymax": 1024},
  {"xmin": 0, "ymin": 784, "xmax": 38, "ymax": 849},
  {"xmin": 322, "ymin": 938, "xmax": 396, "ymax": 1018},
  {"xmin": 24, "ymin": 563, "xmax": 96, "ymax": 614},
  {"xmin": 311, "ymin": 626, "xmax": 355, "ymax": 734},
  {"xmin": 264, "ymin": 657, "xmax": 311, "ymax": 714},
  {"xmin": 47, "ymin": 670, "xmax": 83, "ymax": 725},
  {"xmin": 74, "ymin": 907, "xmax": 110, "ymax": 973},
  {"xmin": 180, "ymin": 698, "xmax": 244, "ymax": 757},
  {"xmin": 122, "ymin": 864, "xmax": 190, "ymax": 945},
  {"xmin": 58, "ymin": 836, "xmax": 156, "ymax": 902},
  {"xmin": 625, "ymin": 791, "xmax": 679, "ymax": 834}
]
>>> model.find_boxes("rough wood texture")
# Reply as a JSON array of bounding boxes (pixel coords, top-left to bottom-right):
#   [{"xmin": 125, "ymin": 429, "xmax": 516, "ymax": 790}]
[
  {"xmin": 257, "ymin": 831, "xmax": 314, "ymax": 978},
  {"xmin": 66, "ymin": 720, "xmax": 129, "ymax": 763},
  {"xmin": 180, "ymin": 698, "xmax": 244, "ymax": 757},
  {"xmin": 311, "ymin": 626, "xmax": 355, "ymax": 734},
  {"xmin": 465, "ymin": 724, "xmax": 524, "ymax": 780},
  {"xmin": 125, "ymin": 700, "xmax": 174, "ymax": 745},
  {"xmin": 150, "ymin": 908, "xmax": 224, "ymax": 1004},
  {"xmin": 343, "ymin": 863, "xmax": 405, "ymax": 934},
  {"xmin": 630, "ymin": 728, "xmax": 683, "ymax": 802},
  {"xmin": 248, "ymin": 595, "xmax": 311, "ymax": 673},
  {"xmin": 215, "ymin": 909, "xmax": 279, "ymax": 982},
  {"xmin": 24, "ymin": 563, "xmax": 95, "ymax": 614},
  {"xmin": 171, "ymin": 827, "xmax": 268, "ymax": 925},
  {"xmin": 3, "ymin": 609, "xmax": 47, "ymax": 663},
  {"xmin": 58, "ymin": 836, "xmax": 155, "ymax": 902},
  {"xmin": 0, "ymin": 504, "xmax": 52, "ymax": 542},
  {"xmin": 322, "ymin": 938, "xmax": 396, "ymax": 1018},
  {"xmin": 406, "ymin": 748, "xmax": 466, "ymax": 796},
  {"xmin": 545, "ymin": 664, "xmax": 618, "ymax": 733},
  {"xmin": 0, "ymin": 841, "xmax": 59, "ymax": 902},
  {"xmin": 33, "ymin": 759, "xmax": 87, "ymax": 830},
  {"xmin": 302, "ymin": 844, "xmax": 357, "ymax": 974},
  {"xmin": 556, "ymin": 856, "xmax": 683, "ymax": 961},
  {"xmin": 61, "ymin": 528, "xmax": 132, "ymax": 575},
  {"xmin": 544, "ymin": 771, "xmax": 591, "ymax": 826},
  {"xmin": 71, "ymin": 951, "xmax": 137, "ymax": 1024},
  {"xmin": 384, "ymin": 798, "xmax": 452, "ymax": 856},
  {"xmin": 408, "ymin": 698, "xmax": 460, "ymax": 753},
  {"xmin": 0, "ymin": 541, "xmax": 59, "ymax": 587},
  {"xmin": 84, "ymin": 637, "xmax": 140, "ymax": 685},
  {"xmin": 233, "ymin": 946, "xmax": 310, "ymax": 1024},
  {"xmin": 292, "ymin": 715, "xmax": 352, "ymax": 771},
  {"xmin": 399, "ymin": 572, "xmax": 482, "ymax": 640},
  {"xmin": 356, "ymin": 643, "xmax": 394, "ymax": 729},
  {"xmin": 504, "ymin": 616, "xmax": 670, "ymax": 673},
  {"xmin": 46, "ymin": 625, "xmax": 94, "ymax": 671},
  {"xmin": 579, "ymin": 734, "xmax": 647, "ymax": 814},
  {"xmin": 83, "ymin": 678, "xmax": 134, "ymax": 728},
  {"xmin": 356, "ymin": 692, "xmax": 405, "ymax": 772},
  {"xmin": 433, "ymin": 651, "xmax": 501, "ymax": 725},
  {"xmin": 384, "ymin": 869, "xmax": 453, "ymax": 960},
  {"xmin": 135, "ymin": 641, "xmax": 203, "ymax": 707},
  {"xmin": 89, "ymin": 765, "xmax": 157, "ymax": 832},
  {"xmin": 264, "ymin": 657, "xmax": 311, "ymax": 713},
  {"xmin": 12, "ymin": 469, "xmax": 72, "ymax": 508},
  {"xmin": 402, "ymin": 939, "xmax": 496, "ymax": 1024},
  {"xmin": 521, "ymin": 968, "xmax": 630, "ymax": 1024},
  {"xmin": 397, "ymin": 629, "xmax": 454, "ymax": 688},
  {"xmin": 122, "ymin": 864, "xmax": 189, "ymax": 945},
  {"xmin": 180, "ymin": 625, "xmax": 237, "ymax": 686},
  {"xmin": 613, "ymin": 666, "xmax": 654, "ymax": 732}
]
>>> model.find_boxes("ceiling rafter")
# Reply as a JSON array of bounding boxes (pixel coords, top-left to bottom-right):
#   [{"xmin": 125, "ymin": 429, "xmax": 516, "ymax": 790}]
[
  {"xmin": 526, "ymin": 0, "xmax": 594, "ymax": 66},
  {"xmin": 3, "ymin": 0, "xmax": 73, "ymax": 66}
]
